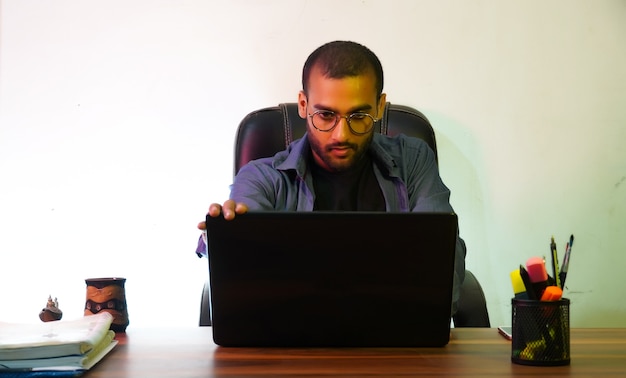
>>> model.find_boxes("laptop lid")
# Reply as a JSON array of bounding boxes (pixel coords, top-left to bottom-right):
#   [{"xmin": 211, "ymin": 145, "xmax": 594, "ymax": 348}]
[{"xmin": 205, "ymin": 211, "xmax": 457, "ymax": 347}]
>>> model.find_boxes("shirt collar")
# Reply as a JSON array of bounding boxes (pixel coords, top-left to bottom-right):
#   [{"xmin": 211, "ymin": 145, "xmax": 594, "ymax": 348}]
[{"xmin": 275, "ymin": 133, "xmax": 399, "ymax": 178}]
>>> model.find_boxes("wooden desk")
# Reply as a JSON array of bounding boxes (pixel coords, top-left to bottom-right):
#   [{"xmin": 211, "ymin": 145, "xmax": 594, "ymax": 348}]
[{"xmin": 85, "ymin": 327, "xmax": 626, "ymax": 377}]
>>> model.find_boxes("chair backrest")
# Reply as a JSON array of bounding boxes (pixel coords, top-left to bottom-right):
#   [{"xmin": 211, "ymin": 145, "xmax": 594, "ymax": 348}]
[
  {"xmin": 234, "ymin": 102, "xmax": 437, "ymax": 175},
  {"xmin": 228, "ymin": 102, "xmax": 490, "ymax": 328}
]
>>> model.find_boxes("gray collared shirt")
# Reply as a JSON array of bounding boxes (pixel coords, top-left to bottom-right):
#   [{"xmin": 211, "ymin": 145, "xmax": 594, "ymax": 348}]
[{"xmin": 203, "ymin": 132, "xmax": 466, "ymax": 314}]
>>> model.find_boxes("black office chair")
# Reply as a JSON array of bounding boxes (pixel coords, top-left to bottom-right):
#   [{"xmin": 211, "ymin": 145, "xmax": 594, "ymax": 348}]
[{"xmin": 200, "ymin": 102, "xmax": 490, "ymax": 328}]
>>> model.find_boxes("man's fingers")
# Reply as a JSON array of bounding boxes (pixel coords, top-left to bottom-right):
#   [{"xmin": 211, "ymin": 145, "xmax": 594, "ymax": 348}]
[
  {"xmin": 235, "ymin": 202, "xmax": 249, "ymax": 214},
  {"xmin": 205, "ymin": 200, "xmax": 243, "ymax": 222},
  {"xmin": 221, "ymin": 200, "xmax": 237, "ymax": 220},
  {"xmin": 208, "ymin": 203, "xmax": 222, "ymax": 217}
]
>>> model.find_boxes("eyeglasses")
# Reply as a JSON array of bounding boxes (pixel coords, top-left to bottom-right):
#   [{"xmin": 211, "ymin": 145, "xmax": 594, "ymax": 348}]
[{"xmin": 308, "ymin": 110, "xmax": 379, "ymax": 135}]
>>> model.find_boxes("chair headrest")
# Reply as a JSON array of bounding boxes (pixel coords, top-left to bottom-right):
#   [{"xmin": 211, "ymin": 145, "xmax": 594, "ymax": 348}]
[{"xmin": 234, "ymin": 102, "xmax": 436, "ymax": 175}]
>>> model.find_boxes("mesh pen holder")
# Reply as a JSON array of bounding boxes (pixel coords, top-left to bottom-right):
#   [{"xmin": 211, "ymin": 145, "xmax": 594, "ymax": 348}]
[{"xmin": 511, "ymin": 298, "xmax": 570, "ymax": 366}]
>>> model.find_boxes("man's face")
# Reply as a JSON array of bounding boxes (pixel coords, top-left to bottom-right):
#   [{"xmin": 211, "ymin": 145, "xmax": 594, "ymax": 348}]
[{"xmin": 298, "ymin": 66, "xmax": 386, "ymax": 172}]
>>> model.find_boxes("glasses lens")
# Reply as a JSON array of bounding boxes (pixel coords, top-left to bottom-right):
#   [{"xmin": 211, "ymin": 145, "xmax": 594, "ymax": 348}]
[
  {"xmin": 348, "ymin": 113, "xmax": 375, "ymax": 134},
  {"xmin": 311, "ymin": 111, "xmax": 337, "ymax": 131},
  {"xmin": 311, "ymin": 111, "xmax": 376, "ymax": 133}
]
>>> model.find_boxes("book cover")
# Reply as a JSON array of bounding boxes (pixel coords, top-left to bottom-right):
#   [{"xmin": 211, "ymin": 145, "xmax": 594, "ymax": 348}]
[
  {"xmin": 0, "ymin": 371, "xmax": 84, "ymax": 377},
  {"xmin": 0, "ymin": 313, "xmax": 113, "ymax": 360},
  {"xmin": 0, "ymin": 330, "xmax": 117, "ymax": 370}
]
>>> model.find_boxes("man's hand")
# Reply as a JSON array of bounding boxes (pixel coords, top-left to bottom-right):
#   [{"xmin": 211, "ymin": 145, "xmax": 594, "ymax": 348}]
[{"xmin": 197, "ymin": 200, "xmax": 249, "ymax": 230}]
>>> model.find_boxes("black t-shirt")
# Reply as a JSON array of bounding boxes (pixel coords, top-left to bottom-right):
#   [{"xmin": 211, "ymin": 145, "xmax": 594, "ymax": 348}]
[{"xmin": 310, "ymin": 153, "xmax": 385, "ymax": 211}]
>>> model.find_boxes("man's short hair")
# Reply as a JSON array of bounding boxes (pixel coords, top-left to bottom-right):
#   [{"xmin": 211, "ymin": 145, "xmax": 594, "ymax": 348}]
[{"xmin": 302, "ymin": 41, "xmax": 384, "ymax": 100}]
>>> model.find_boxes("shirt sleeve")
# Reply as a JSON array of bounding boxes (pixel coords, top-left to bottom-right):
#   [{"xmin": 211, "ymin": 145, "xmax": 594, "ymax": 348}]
[
  {"xmin": 196, "ymin": 233, "xmax": 207, "ymax": 258},
  {"xmin": 195, "ymin": 159, "xmax": 281, "ymax": 259},
  {"xmin": 403, "ymin": 138, "xmax": 466, "ymax": 315}
]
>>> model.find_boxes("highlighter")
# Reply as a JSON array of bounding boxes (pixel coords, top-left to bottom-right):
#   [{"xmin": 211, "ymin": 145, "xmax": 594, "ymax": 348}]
[
  {"xmin": 510, "ymin": 269, "xmax": 529, "ymax": 299},
  {"xmin": 519, "ymin": 265, "xmax": 537, "ymax": 300},
  {"xmin": 526, "ymin": 256, "xmax": 549, "ymax": 299},
  {"xmin": 540, "ymin": 285, "xmax": 563, "ymax": 301}
]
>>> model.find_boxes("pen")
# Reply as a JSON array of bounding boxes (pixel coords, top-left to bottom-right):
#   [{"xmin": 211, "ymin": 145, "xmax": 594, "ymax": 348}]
[
  {"xmin": 550, "ymin": 236, "xmax": 561, "ymax": 288},
  {"xmin": 559, "ymin": 234, "xmax": 574, "ymax": 288},
  {"xmin": 542, "ymin": 255, "xmax": 556, "ymax": 286}
]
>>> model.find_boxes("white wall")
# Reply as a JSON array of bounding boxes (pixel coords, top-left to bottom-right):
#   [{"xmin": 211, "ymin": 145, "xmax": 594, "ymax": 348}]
[{"xmin": 1, "ymin": 0, "xmax": 625, "ymax": 328}]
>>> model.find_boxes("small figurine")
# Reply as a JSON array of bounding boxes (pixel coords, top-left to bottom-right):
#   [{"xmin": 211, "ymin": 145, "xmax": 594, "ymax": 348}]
[{"xmin": 39, "ymin": 295, "xmax": 63, "ymax": 322}]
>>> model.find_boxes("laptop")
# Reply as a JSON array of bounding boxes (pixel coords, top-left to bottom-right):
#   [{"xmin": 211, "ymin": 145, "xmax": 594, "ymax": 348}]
[{"xmin": 205, "ymin": 211, "xmax": 458, "ymax": 347}]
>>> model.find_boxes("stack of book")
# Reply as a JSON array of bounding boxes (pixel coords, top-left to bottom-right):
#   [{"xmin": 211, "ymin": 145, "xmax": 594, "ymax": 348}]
[{"xmin": 0, "ymin": 312, "xmax": 117, "ymax": 377}]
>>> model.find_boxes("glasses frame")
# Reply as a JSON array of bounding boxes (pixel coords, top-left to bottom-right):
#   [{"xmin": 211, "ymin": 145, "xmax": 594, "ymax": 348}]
[{"xmin": 307, "ymin": 110, "xmax": 380, "ymax": 135}]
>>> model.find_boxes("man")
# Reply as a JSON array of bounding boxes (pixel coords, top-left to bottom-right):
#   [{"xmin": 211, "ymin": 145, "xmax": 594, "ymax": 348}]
[{"xmin": 197, "ymin": 40, "xmax": 466, "ymax": 313}]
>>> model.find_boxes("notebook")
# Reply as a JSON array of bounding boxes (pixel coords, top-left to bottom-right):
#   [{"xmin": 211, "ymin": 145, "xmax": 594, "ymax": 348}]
[{"xmin": 205, "ymin": 211, "xmax": 458, "ymax": 347}]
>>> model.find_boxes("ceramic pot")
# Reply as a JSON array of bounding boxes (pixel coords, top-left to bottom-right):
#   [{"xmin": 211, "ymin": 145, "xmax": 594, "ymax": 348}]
[{"xmin": 84, "ymin": 277, "xmax": 129, "ymax": 332}]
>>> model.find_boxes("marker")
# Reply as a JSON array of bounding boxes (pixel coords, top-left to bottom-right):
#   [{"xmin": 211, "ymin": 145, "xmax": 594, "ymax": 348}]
[
  {"xmin": 510, "ymin": 269, "xmax": 529, "ymax": 299},
  {"xmin": 550, "ymin": 236, "xmax": 561, "ymax": 288},
  {"xmin": 526, "ymin": 257, "xmax": 549, "ymax": 299},
  {"xmin": 559, "ymin": 234, "xmax": 574, "ymax": 288},
  {"xmin": 519, "ymin": 265, "xmax": 537, "ymax": 300},
  {"xmin": 540, "ymin": 285, "xmax": 563, "ymax": 301}
]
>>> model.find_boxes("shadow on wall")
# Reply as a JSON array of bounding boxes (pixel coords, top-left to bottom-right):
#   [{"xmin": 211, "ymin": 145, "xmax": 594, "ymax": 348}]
[{"xmin": 421, "ymin": 110, "xmax": 500, "ymax": 323}]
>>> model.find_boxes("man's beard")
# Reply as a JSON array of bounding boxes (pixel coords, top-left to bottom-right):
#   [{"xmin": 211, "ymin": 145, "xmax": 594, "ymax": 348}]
[{"xmin": 308, "ymin": 132, "xmax": 373, "ymax": 173}]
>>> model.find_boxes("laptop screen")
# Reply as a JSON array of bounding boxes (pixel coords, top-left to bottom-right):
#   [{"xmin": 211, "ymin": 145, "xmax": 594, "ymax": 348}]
[{"xmin": 206, "ymin": 211, "xmax": 457, "ymax": 347}]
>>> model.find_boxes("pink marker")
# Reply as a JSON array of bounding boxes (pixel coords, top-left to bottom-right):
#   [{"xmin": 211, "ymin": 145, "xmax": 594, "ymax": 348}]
[{"xmin": 526, "ymin": 256, "xmax": 549, "ymax": 299}]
